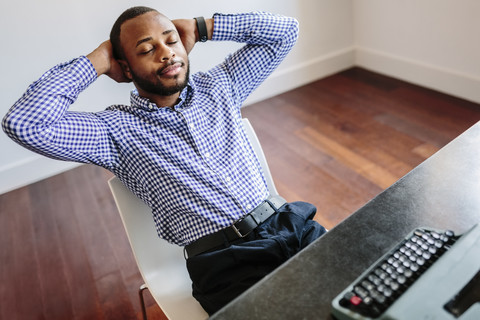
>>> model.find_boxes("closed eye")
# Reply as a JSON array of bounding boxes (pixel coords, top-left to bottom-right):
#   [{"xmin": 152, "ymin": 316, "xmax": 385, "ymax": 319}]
[{"xmin": 140, "ymin": 48, "xmax": 154, "ymax": 55}]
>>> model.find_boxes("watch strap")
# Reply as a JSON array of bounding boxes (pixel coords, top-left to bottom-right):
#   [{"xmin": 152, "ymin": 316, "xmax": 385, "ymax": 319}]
[{"xmin": 194, "ymin": 16, "xmax": 208, "ymax": 42}]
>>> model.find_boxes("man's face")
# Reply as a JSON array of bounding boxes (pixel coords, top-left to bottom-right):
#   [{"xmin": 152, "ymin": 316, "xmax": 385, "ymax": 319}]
[{"xmin": 119, "ymin": 11, "xmax": 189, "ymax": 97}]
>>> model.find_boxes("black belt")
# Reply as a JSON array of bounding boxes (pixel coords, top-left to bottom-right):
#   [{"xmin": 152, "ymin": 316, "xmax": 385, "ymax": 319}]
[{"xmin": 185, "ymin": 195, "xmax": 287, "ymax": 258}]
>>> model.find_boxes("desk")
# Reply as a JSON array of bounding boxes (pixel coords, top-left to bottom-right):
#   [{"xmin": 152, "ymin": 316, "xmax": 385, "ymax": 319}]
[{"xmin": 211, "ymin": 121, "xmax": 480, "ymax": 319}]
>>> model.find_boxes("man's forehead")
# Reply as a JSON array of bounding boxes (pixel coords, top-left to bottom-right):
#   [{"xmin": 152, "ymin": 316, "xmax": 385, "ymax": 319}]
[{"xmin": 120, "ymin": 11, "xmax": 175, "ymax": 41}]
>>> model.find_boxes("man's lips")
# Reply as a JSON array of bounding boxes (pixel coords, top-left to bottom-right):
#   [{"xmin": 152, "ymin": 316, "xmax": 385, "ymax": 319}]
[{"xmin": 158, "ymin": 62, "xmax": 183, "ymax": 77}]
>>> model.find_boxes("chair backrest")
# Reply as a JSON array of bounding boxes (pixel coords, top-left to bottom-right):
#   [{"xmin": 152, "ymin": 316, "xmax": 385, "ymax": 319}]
[
  {"xmin": 242, "ymin": 118, "xmax": 278, "ymax": 196},
  {"xmin": 107, "ymin": 118, "xmax": 277, "ymax": 319},
  {"xmin": 108, "ymin": 176, "xmax": 207, "ymax": 319}
]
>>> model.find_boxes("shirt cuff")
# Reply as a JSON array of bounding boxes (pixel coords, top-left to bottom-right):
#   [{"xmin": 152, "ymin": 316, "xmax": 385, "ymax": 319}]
[
  {"xmin": 211, "ymin": 13, "xmax": 237, "ymax": 42},
  {"xmin": 74, "ymin": 56, "xmax": 99, "ymax": 90}
]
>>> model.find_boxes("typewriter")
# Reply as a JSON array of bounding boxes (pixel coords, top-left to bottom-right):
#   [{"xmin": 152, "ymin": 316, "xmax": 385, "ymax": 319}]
[{"xmin": 331, "ymin": 224, "xmax": 480, "ymax": 320}]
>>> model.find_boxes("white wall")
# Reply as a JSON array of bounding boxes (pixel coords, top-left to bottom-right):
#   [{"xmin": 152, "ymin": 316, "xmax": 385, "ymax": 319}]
[
  {"xmin": 354, "ymin": 0, "xmax": 480, "ymax": 103},
  {"xmin": 0, "ymin": 0, "xmax": 354, "ymax": 194}
]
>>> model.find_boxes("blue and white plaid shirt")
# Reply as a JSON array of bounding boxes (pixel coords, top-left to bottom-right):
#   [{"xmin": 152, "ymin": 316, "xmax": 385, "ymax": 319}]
[{"xmin": 3, "ymin": 12, "xmax": 298, "ymax": 245}]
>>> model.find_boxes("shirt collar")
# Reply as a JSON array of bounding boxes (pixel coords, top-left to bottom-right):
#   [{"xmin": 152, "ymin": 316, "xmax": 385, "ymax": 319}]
[{"xmin": 129, "ymin": 82, "xmax": 194, "ymax": 112}]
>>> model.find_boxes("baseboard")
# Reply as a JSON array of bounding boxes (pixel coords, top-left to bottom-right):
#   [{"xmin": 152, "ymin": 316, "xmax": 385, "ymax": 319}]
[
  {"xmin": 355, "ymin": 46, "xmax": 480, "ymax": 104},
  {"xmin": 245, "ymin": 46, "xmax": 356, "ymax": 105},
  {"xmin": 0, "ymin": 156, "xmax": 80, "ymax": 194}
]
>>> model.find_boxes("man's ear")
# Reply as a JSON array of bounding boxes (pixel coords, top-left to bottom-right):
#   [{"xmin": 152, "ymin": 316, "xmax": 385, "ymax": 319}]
[{"xmin": 118, "ymin": 59, "xmax": 133, "ymax": 81}]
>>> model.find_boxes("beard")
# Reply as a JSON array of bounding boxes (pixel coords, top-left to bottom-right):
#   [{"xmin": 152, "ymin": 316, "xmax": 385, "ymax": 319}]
[{"xmin": 131, "ymin": 60, "xmax": 190, "ymax": 97}]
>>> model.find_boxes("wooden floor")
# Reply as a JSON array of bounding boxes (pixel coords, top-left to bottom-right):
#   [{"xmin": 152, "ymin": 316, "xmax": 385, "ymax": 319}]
[{"xmin": 1, "ymin": 68, "xmax": 480, "ymax": 320}]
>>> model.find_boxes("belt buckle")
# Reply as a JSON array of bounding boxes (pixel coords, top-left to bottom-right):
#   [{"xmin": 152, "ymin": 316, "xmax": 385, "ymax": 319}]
[{"xmin": 231, "ymin": 223, "xmax": 249, "ymax": 238}]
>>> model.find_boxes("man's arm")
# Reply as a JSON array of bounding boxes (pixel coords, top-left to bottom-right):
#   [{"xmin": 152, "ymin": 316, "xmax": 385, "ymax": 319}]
[
  {"xmin": 1, "ymin": 53, "xmax": 119, "ymax": 167},
  {"xmin": 207, "ymin": 12, "xmax": 299, "ymax": 106}
]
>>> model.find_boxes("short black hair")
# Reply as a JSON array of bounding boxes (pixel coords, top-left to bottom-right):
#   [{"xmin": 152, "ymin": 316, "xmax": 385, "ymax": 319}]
[{"xmin": 110, "ymin": 6, "xmax": 158, "ymax": 59}]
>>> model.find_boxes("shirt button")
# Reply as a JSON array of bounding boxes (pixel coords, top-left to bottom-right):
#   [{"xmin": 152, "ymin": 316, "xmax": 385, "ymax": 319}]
[
  {"xmin": 205, "ymin": 152, "xmax": 211, "ymax": 158},
  {"xmin": 246, "ymin": 204, "xmax": 253, "ymax": 210},
  {"xmin": 225, "ymin": 176, "xmax": 231, "ymax": 183},
  {"xmin": 189, "ymin": 123, "xmax": 195, "ymax": 129}
]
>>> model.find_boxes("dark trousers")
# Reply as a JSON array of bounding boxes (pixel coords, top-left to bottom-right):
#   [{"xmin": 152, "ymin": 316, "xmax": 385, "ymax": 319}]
[{"xmin": 186, "ymin": 201, "xmax": 327, "ymax": 315}]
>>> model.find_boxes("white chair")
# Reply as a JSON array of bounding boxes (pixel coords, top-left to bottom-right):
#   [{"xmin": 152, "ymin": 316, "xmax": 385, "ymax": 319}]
[{"xmin": 108, "ymin": 118, "xmax": 277, "ymax": 320}]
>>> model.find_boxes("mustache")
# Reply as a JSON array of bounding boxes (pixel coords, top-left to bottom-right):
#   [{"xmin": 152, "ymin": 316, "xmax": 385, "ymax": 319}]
[{"xmin": 157, "ymin": 60, "xmax": 185, "ymax": 75}]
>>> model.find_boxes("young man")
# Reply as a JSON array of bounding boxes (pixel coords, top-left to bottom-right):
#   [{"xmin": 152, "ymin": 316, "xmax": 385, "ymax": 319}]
[{"xmin": 3, "ymin": 6, "xmax": 326, "ymax": 314}]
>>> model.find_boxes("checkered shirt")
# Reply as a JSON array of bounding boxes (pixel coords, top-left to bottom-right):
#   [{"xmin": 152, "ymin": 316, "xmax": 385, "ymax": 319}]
[{"xmin": 2, "ymin": 12, "xmax": 299, "ymax": 245}]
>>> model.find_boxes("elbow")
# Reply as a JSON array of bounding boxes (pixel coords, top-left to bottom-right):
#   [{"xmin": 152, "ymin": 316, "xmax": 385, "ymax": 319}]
[
  {"xmin": 2, "ymin": 111, "xmax": 16, "ymax": 139},
  {"xmin": 274, "ymin": 15, "xmax": 299, "ymax": 48},
  {"xmin": 2, "ymin": 107, "xmax": 36, "ymax": 146},
  {"xmin": 288, "ymin": 17, "xmax": 300, "ymax": 45}
]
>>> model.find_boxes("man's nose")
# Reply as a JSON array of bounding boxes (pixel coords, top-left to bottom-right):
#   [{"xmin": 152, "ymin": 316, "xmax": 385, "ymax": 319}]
[{"xmin": 158, "ymin": 43, "xmax": 175, "ymax": 61}]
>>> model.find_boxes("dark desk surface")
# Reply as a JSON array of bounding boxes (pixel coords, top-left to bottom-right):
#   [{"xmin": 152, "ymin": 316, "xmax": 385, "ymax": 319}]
[{"xmin": 211, "ymin": 121, "xmax": 480, "ymax": 320}]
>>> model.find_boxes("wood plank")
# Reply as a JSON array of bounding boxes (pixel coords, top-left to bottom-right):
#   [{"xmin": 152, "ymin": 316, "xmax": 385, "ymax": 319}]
[
  {"xmin": 297, "ymin": 126, "xmax": 401, "ymax": 189},
  {"xmin": 0, "ymin": 186, "xmax": 45, "ymax": 319},
  {"xmin": 43, "ymin": 172, "xmax": 103, "ymax": 319},
  {"xmin": 28, "ymin": 179, "xmax": 75, "ymax": 319}
]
